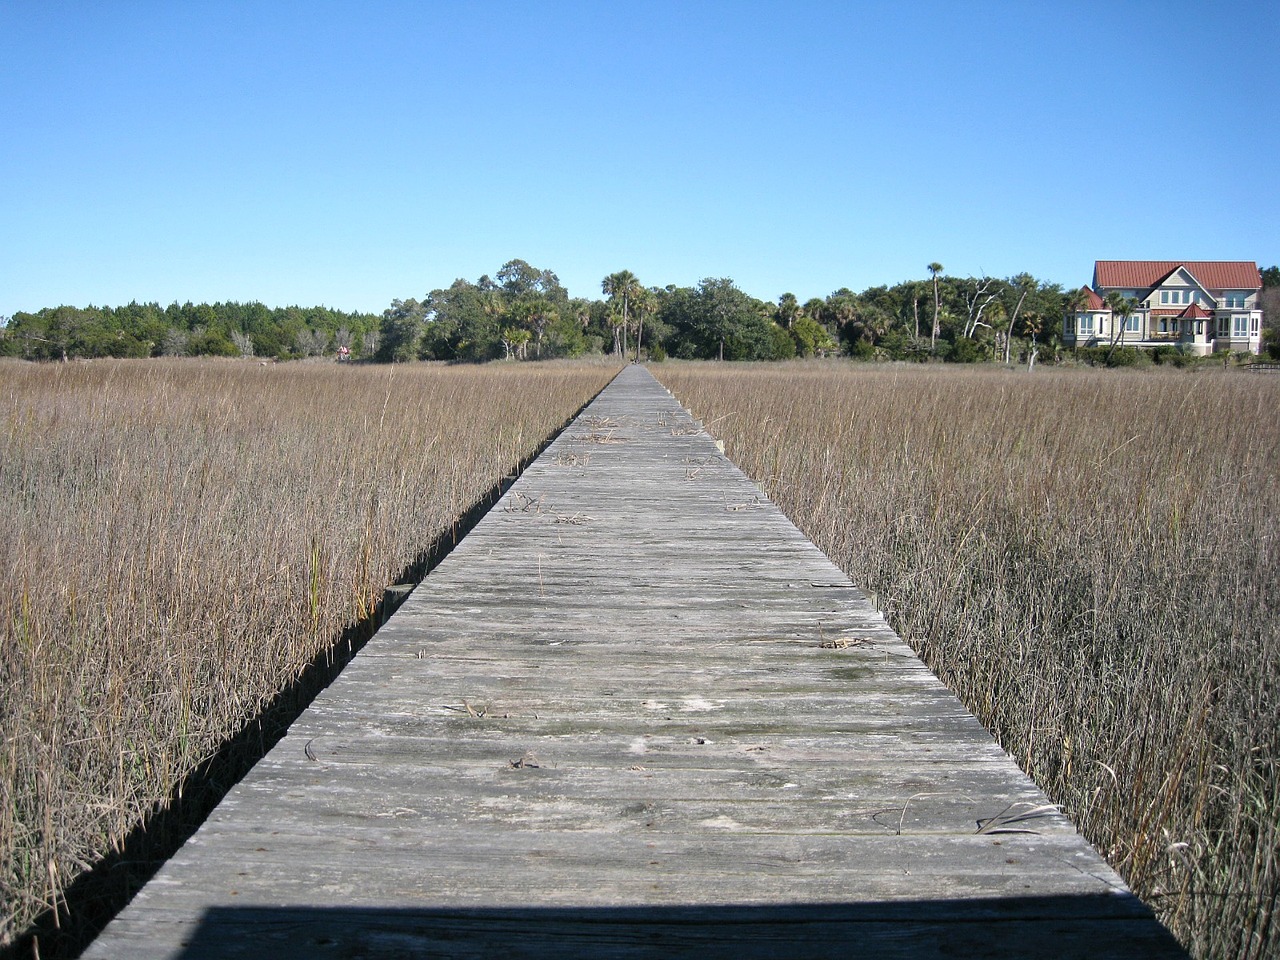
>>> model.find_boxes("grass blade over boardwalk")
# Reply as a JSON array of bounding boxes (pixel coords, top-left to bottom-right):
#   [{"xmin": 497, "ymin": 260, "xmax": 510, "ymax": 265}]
[{"xmin": 84, "ymin": 365, "xmax": 1184, "ymax": 959}]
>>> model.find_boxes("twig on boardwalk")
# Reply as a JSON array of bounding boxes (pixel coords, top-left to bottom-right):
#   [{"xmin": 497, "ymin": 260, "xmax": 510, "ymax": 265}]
[
  {"xmin": 442, "ymin": 701, "xmax": 488, "ymax": 718},
  {"xmin": 504, "ymin": 492, "xmax": 546, "ymax": 514},
  {"xmin": 818, "ymin": 637, "xmax": 875, "ymax": 649},
  {"xmin": 975, "ymin": 802, "xmax": 1061, "ymax": 835}
]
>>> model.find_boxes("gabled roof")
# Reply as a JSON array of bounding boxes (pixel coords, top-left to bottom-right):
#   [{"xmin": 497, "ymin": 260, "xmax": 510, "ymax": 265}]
[
  {"xmin": 1178, "ymin": 303, "xmax": 1212, "ymax": 320},
  {"xmin": 1079, "ymin": 286, "xmax": 1106, "ymax": 310},
  {"xmin": 1094, "ymin": 261, "xmax": 1262, "ymax": 291}
]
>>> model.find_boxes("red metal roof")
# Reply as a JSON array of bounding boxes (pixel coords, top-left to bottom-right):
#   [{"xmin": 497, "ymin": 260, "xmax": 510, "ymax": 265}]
[
  {"xmin": 1094, "ymin": 261, "xmax": 1261, "ymax": 290},
  {"xmin": 1080, "ymin": 286, "xmax": 1106, "ymax": 309},
  {"xmin": 1179, "ymin": 303, "xmax": 1212, "ymax": 319}
]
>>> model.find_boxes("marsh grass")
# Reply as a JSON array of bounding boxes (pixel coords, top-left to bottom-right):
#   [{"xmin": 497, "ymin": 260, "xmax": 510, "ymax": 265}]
[
  {"xmin": 657, "ymin": 361, "xmax": 1279, "ymax": 960},
  {"xmin": 0, "ymin": 358, "xmax": 618, "ymax": 952}
]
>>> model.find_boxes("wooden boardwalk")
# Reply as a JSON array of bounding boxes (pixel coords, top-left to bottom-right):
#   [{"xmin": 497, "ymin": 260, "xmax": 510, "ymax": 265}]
[{"xmin": 86, "ymin": 366, "xmax": 1184, "ymax": 958}]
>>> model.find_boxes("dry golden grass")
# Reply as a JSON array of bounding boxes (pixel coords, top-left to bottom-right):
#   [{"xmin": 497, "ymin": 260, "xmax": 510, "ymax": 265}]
[
  {"xmin": 0, "ymin": 358, "xmax": 618, "ymax": 950},
  {"xmin": 656, "ymin": 361, "xmax": 1279, "ymax": 960}
]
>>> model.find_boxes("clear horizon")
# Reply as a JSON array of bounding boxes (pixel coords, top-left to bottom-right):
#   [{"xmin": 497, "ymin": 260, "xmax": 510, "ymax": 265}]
[{"xmin": 3, "ymin": 1, "xmax": 1276, "ymax": 318}]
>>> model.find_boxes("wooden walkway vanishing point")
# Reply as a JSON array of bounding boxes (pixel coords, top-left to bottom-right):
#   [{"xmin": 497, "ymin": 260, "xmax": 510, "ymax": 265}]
[{"xmin": 86, "ymin": 366, "xmax": 1184, "ymax": 959}]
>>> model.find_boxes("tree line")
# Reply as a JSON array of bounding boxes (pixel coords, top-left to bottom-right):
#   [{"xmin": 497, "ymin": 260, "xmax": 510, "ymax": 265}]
[
  {"xmin": 372, "ymin": 259, "xmax": 1073, "ymax": 366},
  {"xmin": 4, "ymin": 259, "xmax": 1277, "ymax": 364},
  {"xmin": 0, "ymin": 301, "xmax": 381, "ymax": 362}
]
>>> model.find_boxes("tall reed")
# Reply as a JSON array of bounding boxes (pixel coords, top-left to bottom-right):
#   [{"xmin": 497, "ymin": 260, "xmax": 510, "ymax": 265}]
[
  {"xmin": 0, "ymin": 358, "xmax": 617, "ymax": 950},
  {"xmin": 657, "ymin": 361, "xmax": 1279, "ymax": 960}
]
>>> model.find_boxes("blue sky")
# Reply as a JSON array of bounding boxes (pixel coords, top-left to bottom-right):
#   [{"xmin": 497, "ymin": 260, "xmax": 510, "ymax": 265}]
[{"xmin": 2, "ymin": 1, "xmax": 1276, "ymax": 317}]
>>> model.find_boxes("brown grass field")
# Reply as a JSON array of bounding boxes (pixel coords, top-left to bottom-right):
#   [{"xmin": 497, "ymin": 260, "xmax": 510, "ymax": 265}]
[
  {"xmin": 4, "ymin": 357, "xmax": 1276, "ymax": 959},
  {"xmin": 0, "ymin": 358, "xmax": 619, "ymax": 952},
  {"xmin": 655, "ymin": 361, "xmax": 1279, "ymax": 960}
]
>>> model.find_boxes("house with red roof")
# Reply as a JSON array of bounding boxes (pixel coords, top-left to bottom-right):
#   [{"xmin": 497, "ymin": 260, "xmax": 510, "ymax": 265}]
[{"xmin": 1064, "ymin": 261, "xmax": 1263, "ymax": 355}]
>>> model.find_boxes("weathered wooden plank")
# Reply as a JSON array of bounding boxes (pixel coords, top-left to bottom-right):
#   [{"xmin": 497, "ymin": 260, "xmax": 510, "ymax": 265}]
[{"xmin": 84, "ymin": 366, "xmax": 1184, "ymax": 958}]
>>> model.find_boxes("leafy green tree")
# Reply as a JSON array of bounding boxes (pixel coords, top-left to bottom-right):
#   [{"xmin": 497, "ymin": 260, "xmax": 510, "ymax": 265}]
[
  {"xmin": 791, "ymin": 316, "xmax": 835, "ymax": 357},
  {"xmin": 498, "ymin": 259, "xmax": 567, "ymax": 303},
  {"xmin": 377, "ymin": 299, "xmax": 426, "ymax": 362},
  {"xmin": 694, "ymin": 277, "xmax": 770, "ymax": 360},
  {"xmin": 769, "ymin": 323, "xmax": 797, "ymax": 359},
  {"xmin": 417, "ymin": 280, "xmax": 493, "ymax": 361}
]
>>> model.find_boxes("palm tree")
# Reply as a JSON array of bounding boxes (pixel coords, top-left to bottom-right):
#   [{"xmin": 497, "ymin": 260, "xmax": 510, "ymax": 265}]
[
  {"xmin": 1104, "ymin": 291, "xmax": 1138, "ymax": 364},
  {"xmin": 802, "ymin": 298, "xmax": 826, "ymax": 327},
  {"xmin": 633, "ymin": 288, "xmax": 656, "ymax": 362},
  {"xmin": 907, "ymin": 281, "xmax": 925, "ymax": 340},
  {"xmin": 776, "ymin": 293, "xmax": 799, "ymax": 330},
  {"xmin": 1063, "ymin": 287, "xmax": 1090, "ymax": 345},
  {"xmin": 928, "ymin": 263, "xmax": 944, "ymax": 350},
  {"xmin": 511, "ymin": 297, "xmax": 556, "ymax": 358},
  {"xmin": 602, "ymin": 270, "xmax": 642, "ymax": 358}
]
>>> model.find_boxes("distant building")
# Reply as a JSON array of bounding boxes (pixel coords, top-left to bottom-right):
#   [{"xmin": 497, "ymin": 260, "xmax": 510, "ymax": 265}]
[{"xmin": 1064, "ymin": 261, "xmax": 1263, "ymax": 355}]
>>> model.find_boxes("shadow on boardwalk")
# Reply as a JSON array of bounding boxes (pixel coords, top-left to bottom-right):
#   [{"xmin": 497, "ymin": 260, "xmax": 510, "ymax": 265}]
[{"xmin": 171, "ymin": 897, "xmax": 1185, "ymax": 959}]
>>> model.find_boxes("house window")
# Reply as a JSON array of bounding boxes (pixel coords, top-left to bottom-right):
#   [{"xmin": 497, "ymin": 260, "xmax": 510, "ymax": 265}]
[
  {"xmin": 1252, "ymin": 316, "xmax": 1260, "ymax": 335},
  {"xmin": 1217, "ymin": 315, "xmax": 1229, "ymax": 335},
  {"xmin": 1225, "ymin": 293, "xmax": 1246, "ymax": 308},
  {"xmin": 1196, "ymin": 320, "xmax": 1204, "ymax": 335},
  {"xmin": 1079, "ymin": 315, "xmax": 1094, "ymax": 335},
  {"xmin": 1232, "ymin": 315, "xmax": 1249, "ymax": 338},
  {"xmin": 1125, "ymin": 313, "xmax": 1140, "ymax": 333},
  {"xmin": 1160, "ymin": 290, "xmax": 1170, "ymax": 304}
]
